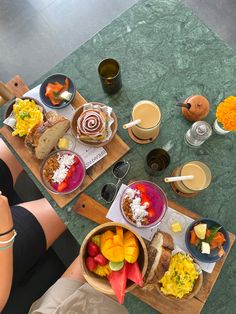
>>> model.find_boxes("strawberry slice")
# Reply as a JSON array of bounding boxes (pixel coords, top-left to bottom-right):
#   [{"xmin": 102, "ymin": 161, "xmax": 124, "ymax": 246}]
[
  {"xmin": 148, "ymin": 208, "xmax": 155, "ymax": 218},
  {"xmin": 66, "ymin": 171, "xmax": 72, "ymax": 178},
  {"xmin": 70, "ymin": 164, "xmax": 76, "ymax": 172},
  {"xmin": 134, "ymin": 184, "xmax": 146, "ymax": 193},
  {"xmin": 57, "ymin": 181, "xmax": 68, "ymax": 192},
  {"xmin": 66, "ymin": 165, "xmax": 76, "ymax": 178},
  {"xmin": 74, "ymin": 156, "xmax": 80, "ymax": 165}
]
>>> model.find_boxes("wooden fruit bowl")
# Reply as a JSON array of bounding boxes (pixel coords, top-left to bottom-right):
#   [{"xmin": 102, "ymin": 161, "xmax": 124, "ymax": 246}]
[
  {"xmin": 80, "ymin": 222, "xmax": 148, "ymax": 295},
  {"xmin": 71, "ymin": 102, "xmax": 118, "ymax": 147},
  {"xmin": 156, "ymin": 262, "xmax": 203, "ymax": 300}
]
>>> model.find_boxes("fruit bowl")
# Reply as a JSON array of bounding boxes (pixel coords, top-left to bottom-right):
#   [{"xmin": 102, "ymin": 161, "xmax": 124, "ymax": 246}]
[
  {"xmin": 40, "ymin": 150, "xmax": 85, "ymax": 194},
  {"xmin": 80, "ymin": 222, "xmax": 148, "ymax": 300},
  {"xmin": 120, "ymin": 180, "xmax": 168, "ymax": 228}
]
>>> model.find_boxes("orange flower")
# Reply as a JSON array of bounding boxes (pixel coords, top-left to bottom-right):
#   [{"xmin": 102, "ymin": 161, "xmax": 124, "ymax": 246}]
[{"xmin": 216, "ymin": 96, "xmax": 236, "ymax": 131}]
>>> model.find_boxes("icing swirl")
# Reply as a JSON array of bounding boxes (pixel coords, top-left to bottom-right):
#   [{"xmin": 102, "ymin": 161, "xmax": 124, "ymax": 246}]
[{"xmin": 77, "ymin": 109, "xmax": 105, "ymax": 137}]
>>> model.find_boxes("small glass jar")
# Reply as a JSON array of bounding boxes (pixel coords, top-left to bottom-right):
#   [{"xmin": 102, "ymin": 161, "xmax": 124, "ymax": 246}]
[
  {"xmin": 56, "ymin": 133, "xmax": 76, "ymax": 151},
  {"xmin": 167, "ymin": 212, "xmax": 187, "ymax": 236},
  {"xmin": 213, "ymin": 119, "xmax": 230, "ymax": 135},
  {"xmin": 185, "ymin": 121, "xmax": 212, "ymax": 147}
]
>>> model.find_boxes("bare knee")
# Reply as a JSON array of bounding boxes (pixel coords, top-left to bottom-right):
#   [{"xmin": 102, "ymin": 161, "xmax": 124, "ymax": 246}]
[
  {"xmin": 0, "ymin": 138, "xmax": 23, "ymax": 184},
  {"xmin": 19, "ymin": 198, "xmax": 66, "ymax": 249}
]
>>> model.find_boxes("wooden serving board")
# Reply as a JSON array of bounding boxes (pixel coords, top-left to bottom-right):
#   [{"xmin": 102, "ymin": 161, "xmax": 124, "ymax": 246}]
[
  {"xmin": 74, "ymin": 193, "xmax": 235, "ymax": 314},
  {"xmin": 0, "ymin": 83, "xmax": 130, "ymax": 208}
]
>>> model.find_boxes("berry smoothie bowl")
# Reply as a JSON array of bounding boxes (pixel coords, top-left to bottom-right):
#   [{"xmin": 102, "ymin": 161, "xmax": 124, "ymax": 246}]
[
  {"xmin": 121, "ymin": 180, "xmax": 167, "ymax": 228},
  {"xmin": 40, "ymin": 150, "xmax": 85, "ymax": 194}
]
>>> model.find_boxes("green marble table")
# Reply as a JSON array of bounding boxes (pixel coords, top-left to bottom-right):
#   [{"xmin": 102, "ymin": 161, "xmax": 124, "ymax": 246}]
[{"xmin": 1, "ymin": 0, "xmax": 236, "ymax": 313}]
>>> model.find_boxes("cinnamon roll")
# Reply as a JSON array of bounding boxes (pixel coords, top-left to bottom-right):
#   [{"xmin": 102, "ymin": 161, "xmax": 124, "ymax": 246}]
[{"xmin": 77, "ymin": 109, "xmax": 107, "ymax": 142}]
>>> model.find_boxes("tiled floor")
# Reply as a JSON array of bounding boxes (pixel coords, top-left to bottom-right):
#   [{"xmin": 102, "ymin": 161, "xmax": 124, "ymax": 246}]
[
  {"xmin": 0, "ymin": 0, "xmax": 138, "ymax": 84},
  {"xmin": 1, "ymin": 0, "xmax": 236, "ymax": 84}
]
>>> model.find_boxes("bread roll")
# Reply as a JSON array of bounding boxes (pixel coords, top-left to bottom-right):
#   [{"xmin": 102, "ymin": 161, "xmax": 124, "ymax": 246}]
[
  {"xmin": 25, "ymin": 115, "xmax": 70, "ymax": 160},
  {"xmin": 144, "ymin": 231, "xmax": 174, "ymax": 284}
]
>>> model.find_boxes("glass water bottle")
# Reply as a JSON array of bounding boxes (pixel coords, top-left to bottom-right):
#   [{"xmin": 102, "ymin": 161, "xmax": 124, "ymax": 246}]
[{"xmin": 185, "ymin": 121, "xmax": 212, "ymax": 148}]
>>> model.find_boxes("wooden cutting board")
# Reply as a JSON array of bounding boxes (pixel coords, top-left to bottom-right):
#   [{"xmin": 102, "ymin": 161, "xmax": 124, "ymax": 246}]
[
  {"xmin": 0, "ymin": 77, "xmax": 130, "ymax": 208},
  {"xmin": 74, "ymin": 193, "xmax": 235, "ymax": 314}
]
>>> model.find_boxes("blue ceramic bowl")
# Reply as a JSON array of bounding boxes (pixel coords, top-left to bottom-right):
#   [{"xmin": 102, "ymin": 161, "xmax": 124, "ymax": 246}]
[
  {"xmin": 39, "ymin": 73, "xmax": 76, "ymax": 109},
  {"xmin": 185, "ymin": 218, "xmax": 230, "ymax": 263}
]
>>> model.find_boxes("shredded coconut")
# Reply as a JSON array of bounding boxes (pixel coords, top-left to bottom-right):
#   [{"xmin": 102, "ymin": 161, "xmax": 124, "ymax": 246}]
[
  {"xmin": 125, "ymin": 188, "xmax": 136, "ymax": 199},
  {"xmin": 125, "ymin": 188, "xmax": 149, "ymax": 225},
  {"xmin": 130, "ymin": 199, "xmax": 148, "ymax": 225},
  {"xmin": 52, "ymin": 153, "xmax": 75, "ymax": 184}
]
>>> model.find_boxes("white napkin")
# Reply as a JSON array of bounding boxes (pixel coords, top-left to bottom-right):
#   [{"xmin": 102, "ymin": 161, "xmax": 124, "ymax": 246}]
[
  {"xmin": 23, "ymin": 85, "xmax": 107, "ymax": 169},
  {"xmin": 106, "ymin": 184, "xmax": 215, "ymax": 273}
]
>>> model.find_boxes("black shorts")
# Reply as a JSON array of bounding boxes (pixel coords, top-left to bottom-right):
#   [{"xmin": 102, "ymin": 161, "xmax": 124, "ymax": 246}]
[{"xmin": 0, "ymin": 159, "xmax": 46, "ymax": 287}]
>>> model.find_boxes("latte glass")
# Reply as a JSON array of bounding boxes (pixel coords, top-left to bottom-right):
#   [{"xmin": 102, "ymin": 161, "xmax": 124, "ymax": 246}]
[
  {"xmin": 172, "ymin": 161, "xmax": 212, "ymax": 195},
  {"xmin": 145, "ymin": 148, "xmax": 170, "ymax": 176},
  {"xmin": 131, "ymin": 100, "xmax": 161, "ymax": 140}
]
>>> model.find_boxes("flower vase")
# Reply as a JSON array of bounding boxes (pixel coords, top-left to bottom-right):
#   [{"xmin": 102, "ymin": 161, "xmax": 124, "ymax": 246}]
[{"xmin": 213, "ymin": 119, "xmax": 230, "ymax": 135}]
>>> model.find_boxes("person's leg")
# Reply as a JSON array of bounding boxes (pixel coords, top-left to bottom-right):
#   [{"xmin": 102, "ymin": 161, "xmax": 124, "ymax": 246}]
[
  {"xmin": 18, "ymin": 198, "xmax": 66, "ymax": 250},
  {"xmin": 0, "ymin": 138, "xmax": 23, "ymax": 185},
  {"xmin": 0, "ymin": 139, "xmax": 66, "ymax": 246},
  {"xmin": 62, "ymin": 255, "xmax": 85, "ymax": 283}
]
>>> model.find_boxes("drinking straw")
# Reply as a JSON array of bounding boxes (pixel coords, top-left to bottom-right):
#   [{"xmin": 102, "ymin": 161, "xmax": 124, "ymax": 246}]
[
  {"xmin": 176, "ymin": 103, "xmax": 191, "ymax": 109},
  {"xmin": 164, "ymin": 175, "xmax": 194, "ymax": 183},
  {"xmin": 123, "ymin": 119, "xmax": 141, "ymax": 129}
]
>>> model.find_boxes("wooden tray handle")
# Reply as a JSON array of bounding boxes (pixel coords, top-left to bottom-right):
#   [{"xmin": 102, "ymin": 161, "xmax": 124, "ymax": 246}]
[
  {"xmin": 0, "ymin": 81, "xmax": 14, "ymax": 100},
  {"xmin": 0, "ymin": 75, "xmax": 29, "ymax": 108},
  {"xmin": 74, "ymin": 193, "xmax": 110, "ymax": 224}
]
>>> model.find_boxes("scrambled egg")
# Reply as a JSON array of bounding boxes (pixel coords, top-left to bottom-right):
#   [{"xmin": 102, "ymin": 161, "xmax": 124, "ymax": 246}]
[
  {"xmin": 159, "ymin": 253, "xmax": 199, "ymax": 298},
  {"xmin": 12, "ymin": 98, "xmax": 43, "ymax": 136}
]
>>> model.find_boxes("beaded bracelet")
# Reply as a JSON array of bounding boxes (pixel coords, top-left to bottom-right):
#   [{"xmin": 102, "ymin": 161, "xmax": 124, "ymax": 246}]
[
  {"xmin": 0, "ymin": 227, "xmax": 14, "ymax": 237},
  {"xmin": 0, "ymin": 240, "xmax": 14, "ymax": 251},
  {"xmin": 0, "ymin": 230, "xmax": 17, "ymax": 245}
]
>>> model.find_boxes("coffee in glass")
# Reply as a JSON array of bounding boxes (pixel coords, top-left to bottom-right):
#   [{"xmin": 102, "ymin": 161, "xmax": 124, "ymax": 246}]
[{"xmin": 131, "ymin": 100, "xmax": 161, "ymax": 140}]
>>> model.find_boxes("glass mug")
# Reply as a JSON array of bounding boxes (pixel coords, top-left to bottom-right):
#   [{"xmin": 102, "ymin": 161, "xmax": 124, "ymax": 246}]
[
  {"xmin": 98, "ymin": 58, "xmax": 122, "ymax": 95},
  {"xmin": 171, "ymin": 161, "xmax": 212, "ymax": 195},
  {"xmin": 131, "ymin": 100, "xmax": 161, "ymax": 140},
  {"xmin": 145, "ymin": 148, "xmax": 170, "ymax": 176}
]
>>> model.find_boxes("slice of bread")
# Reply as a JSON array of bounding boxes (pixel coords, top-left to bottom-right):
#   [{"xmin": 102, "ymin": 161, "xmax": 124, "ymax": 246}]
[
  {"xmin": 144, "ymin": 231, "xmax": 174, "ymax": 284},
  {"xmin": 25, "ymin": 115, "xmax": 70, "ymax": 160}
]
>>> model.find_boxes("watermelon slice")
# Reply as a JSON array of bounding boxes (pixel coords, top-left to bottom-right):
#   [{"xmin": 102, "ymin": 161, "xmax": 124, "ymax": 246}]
[
  {"xmin": 126, "ymin": 261, "xmax": 143, "ymax": 287},
  {"xmin": 108, "ymin": 263, "xmax": 128, "ymax": 304}
]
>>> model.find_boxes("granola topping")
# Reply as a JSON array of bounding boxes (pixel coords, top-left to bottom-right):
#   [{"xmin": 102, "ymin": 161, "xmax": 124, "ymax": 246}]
[
  {"xmin": 123, "ymin": 188, "xmax": 149, "ymax": 226},
  {"xmin": 43, "ymin": 153, "xmax": 75, "ymax": 184}
]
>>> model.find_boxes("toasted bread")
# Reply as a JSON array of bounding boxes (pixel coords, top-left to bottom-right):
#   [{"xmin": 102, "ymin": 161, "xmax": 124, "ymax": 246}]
[
  {"xmin": 144, "ymin": 231, "xmax": 174, "ymax": 284},
  {"xmin": 25, "ymin": 114, "xmax": 70, "ymax": 160}
]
